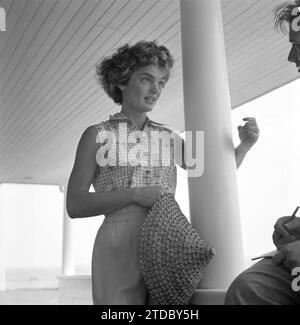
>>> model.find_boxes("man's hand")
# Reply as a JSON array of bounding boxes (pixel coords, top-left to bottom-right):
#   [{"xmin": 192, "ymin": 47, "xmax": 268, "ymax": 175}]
[
  {"xmin": 273, "ymin": 216, "xmax": 300, "ymax": 248},
  {"xmin": 272, "ymin": 240, "xmax": 300, "ymax": 270},
  {"xmin": 283, "ymin": 217, "xmax": 300, "ymax": 237},
  {"xmin": 238, "ymin": 117, "xmax": 260, "ymax": 151}
]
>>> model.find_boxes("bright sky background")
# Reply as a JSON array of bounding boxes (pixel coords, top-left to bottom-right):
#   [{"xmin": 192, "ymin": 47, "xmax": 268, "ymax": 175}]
[{"xmin": 231, "ymin": 78, "xmax": 300, "ymax": 267}]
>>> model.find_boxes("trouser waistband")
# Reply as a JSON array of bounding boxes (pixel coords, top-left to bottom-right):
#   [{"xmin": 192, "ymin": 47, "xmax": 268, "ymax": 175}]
[{"xmin": 105, "ymin": 204, "xmax": 148, "ymax": 220}]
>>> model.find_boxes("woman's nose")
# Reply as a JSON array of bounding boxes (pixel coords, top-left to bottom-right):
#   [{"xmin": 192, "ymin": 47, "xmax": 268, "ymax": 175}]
[{"xmin": 150, "ymin": 81, "xmax": 159, "ymax": 94}]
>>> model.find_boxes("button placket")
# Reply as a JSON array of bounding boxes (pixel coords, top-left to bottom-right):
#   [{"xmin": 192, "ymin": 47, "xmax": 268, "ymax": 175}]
[{"xmin": 144, "ymin": 169, "xmax": 151, "ymax": 185}]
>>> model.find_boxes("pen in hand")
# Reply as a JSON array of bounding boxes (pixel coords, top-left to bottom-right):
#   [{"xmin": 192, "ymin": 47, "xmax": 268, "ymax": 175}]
[
  {"xmin": 251, "ymin": 206, "xmax": 299, "ymax": 261},
  {"xmin": 283, "ymin": 206, "xmax": 299, "ymax": 233},
  {"xmin": 290, "ymin": 206, "xmax": 299, "ymax": 220}
]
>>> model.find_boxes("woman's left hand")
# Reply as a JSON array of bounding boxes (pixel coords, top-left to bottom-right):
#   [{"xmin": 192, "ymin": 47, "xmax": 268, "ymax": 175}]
[{"xmin": 238, "ymin": 117, "xmax": 260, "ymax": 151}]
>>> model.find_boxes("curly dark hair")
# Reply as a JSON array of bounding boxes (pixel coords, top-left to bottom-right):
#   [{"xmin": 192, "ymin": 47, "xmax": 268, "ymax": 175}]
[{"xmin": 95, "ymin": 40, "xmax": 174, "ymax": 105}]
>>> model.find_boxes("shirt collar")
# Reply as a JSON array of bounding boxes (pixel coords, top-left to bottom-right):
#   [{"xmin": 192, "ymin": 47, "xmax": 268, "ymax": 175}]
[{"xmin": 109, "ymin": 112, "xmax": 165, "ymax": 126}]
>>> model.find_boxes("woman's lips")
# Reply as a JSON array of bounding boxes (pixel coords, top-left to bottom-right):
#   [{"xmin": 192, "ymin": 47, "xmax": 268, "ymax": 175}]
[{"xmin": 145, "ymin": 97, "xmax": 156, "ymax": 104}]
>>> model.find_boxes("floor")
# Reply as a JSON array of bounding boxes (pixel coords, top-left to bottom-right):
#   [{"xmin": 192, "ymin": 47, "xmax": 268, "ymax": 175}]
[{"xmin": 0, "ymin": 289, "xmax": 59, "ymax": 305}]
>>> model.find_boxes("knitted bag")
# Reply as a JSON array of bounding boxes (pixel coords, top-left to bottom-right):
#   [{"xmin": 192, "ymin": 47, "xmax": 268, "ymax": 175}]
[{"xmin": 139, "ymin": 193, "xmax": 215, "ymax": 305}]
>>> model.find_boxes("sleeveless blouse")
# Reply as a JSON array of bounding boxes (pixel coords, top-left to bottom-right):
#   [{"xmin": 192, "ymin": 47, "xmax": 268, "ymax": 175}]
[{"xmin": 92, "ymin": 112, "xmax": 177, "ymax": 195}]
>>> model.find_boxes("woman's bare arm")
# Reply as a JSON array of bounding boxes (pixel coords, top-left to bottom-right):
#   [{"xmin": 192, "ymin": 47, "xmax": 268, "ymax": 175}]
[
  {"xmin": 66, "ymin": 126, "xmax": 136, "ymax": 218},
  {"xmin": 67, "ymin": 126, "xmax": 163, "ymax": 218}
]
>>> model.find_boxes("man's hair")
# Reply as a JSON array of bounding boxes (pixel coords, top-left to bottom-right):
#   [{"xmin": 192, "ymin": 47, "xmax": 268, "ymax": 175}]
[
  {"xmin": 273, "ymin": 0, "xmax": 300, "ymax": 33},
  {"xmin": 95, "ymin": 40, "xmax": 174, "ymax": 105}
]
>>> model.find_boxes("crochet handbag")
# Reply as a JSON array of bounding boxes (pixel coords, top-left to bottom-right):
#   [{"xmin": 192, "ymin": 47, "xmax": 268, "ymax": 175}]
[{"xmin": 139, "ymin": 193, "xmax": 215, "ymax": 305}]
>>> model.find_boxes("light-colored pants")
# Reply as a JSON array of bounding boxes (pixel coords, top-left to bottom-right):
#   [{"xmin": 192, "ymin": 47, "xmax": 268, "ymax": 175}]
[
  {"xmin": 92, "ymin": 204, "xmax": 148, "ymax": 305},
  {"xmin": 225, "ymin": 258, "xmax": 300, "ymax": 305}
]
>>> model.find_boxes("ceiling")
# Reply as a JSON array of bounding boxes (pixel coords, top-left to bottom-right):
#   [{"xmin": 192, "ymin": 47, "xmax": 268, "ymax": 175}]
[{"xmin": 0, "ymin": 0, "xmax": 299, "ymax": 186}]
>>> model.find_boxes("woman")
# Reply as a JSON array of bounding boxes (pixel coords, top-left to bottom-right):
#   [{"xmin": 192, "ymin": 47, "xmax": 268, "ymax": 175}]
[
  {"xmin": 67, "ymin": 41, "xmax": 177, "ymax": 305},
  {"xmin": 66, "ymin": 40, "xmax": 259, "ymax": 305}
]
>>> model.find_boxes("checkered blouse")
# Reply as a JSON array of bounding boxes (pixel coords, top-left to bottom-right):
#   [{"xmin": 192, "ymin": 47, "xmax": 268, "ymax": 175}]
[{"xmin": 92, "ymin": 112, "xmax": 177, "ymax": 195}]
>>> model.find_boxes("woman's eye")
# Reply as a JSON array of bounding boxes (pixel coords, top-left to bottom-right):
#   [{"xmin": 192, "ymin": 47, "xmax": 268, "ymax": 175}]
[
  {"xmin": 159, "ymin": 81, "xmax": 165, "ymax": 88},
  {"xmin": 141, "ymin": 77, "xmax": 150, "ymax": 83}
]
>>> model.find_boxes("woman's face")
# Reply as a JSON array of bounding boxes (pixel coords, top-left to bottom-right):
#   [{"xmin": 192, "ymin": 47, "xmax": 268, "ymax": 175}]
[{"xmin": 119, "ymin": 65, "xmax": 168, "ymax": 113}]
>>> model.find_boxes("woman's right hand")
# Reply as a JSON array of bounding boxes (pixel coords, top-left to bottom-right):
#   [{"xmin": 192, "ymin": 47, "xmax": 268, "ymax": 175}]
[{"xmin": 133, "ymin": 186, "xmax": 164, "ymax": 208}]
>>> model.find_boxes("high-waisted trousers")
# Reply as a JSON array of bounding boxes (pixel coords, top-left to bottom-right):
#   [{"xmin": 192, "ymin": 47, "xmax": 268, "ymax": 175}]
[{"xmin": 92, "ymin": 204, "xmax": 148, "ymax": 305}]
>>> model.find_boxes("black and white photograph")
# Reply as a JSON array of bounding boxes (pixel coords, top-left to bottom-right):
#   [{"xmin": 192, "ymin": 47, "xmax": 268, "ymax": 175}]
[{"xmin": 0, "ymin": 0, "xmax": 299, "ymax": 308}]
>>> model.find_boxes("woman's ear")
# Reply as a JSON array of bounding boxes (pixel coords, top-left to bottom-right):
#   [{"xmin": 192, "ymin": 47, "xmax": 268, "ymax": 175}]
[{"xmin": 118, "ymin": 84, "xmax": 126, "ymax": 92}]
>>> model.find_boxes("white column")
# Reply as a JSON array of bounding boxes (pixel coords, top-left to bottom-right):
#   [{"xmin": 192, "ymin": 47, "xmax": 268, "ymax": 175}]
[
  {"xmin": 59, "ymin": 185, "xmax": 76, "ymax": 275},
  {"xmin": 180, "ymin": 0, "xmax": 244, "ymax": 289}
]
